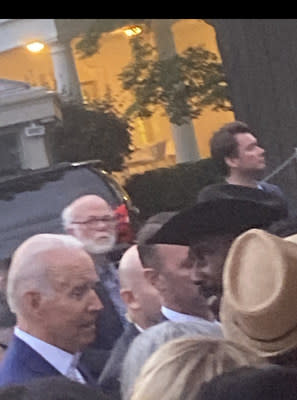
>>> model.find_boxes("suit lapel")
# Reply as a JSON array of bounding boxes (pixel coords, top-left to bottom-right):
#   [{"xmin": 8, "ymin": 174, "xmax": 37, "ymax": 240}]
[
  {"xmin": 7, "ymin": 336, "xmax": 95, "ymax": 384},
  {"xmin": 78, "ymin": 359, "xmax": 97, "ymax": 385},
  {"xmin": 6, "ymin": 335, "xmax": 61, "ymax": 378}
]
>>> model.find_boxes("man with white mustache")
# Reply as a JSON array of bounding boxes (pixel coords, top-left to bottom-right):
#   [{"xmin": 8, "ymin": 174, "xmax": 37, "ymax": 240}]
[{"xmin": 62, "ymin": 195, "xmax": 127, "ymax": 377}]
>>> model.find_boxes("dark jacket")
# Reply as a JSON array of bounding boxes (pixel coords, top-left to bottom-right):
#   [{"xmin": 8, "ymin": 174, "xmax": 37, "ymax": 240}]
[
  {"xmin": 98, "ymin": 322, "xmax": 140, "ymax": 394},
  {"xmin": 80, "ymin": 282, "xmax": 125, "ymax": 380},
  {"xmin": 0, "ymin": 335, "xmax": 95, "ymax": 386},
  {"xmin": 259, "ymin": 181, "xmax": 288, "ymax": 215},
  {"xmin": 198, "ymin": 182, "xmax": 288, "ymax": 219}
]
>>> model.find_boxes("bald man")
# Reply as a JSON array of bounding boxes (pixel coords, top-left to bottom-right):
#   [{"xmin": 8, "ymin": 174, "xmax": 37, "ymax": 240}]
[
  {"xmin": 98, "ymin": 245, "xmax": 162, "ymax": 395},
  {"xmin": 62, "ymin": 195, "xmax": 127, "ymax": 378},
  {"xmin": 0, "ymin": 234, "xmax": 102, "ymax": 386}
]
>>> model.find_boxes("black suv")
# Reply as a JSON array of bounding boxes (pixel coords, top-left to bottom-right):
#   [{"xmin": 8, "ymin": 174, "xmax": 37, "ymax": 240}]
[{"xmin": 0, "ymin": 160, "xmax": 137, "ymax": 261}]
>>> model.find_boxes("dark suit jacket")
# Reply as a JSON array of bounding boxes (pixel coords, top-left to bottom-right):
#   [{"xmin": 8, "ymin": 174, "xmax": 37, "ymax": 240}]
[
  {"xmin": 80, "ymin": 281, "xmax": 125, "ymax": 381},
  {"xmin": 0, "ymin": 335, "xmax": 95, "ymax": 387},
  {"xmin": 98, "ymin": 322, "xmax": 140, "ymax": 394},
  {"xmin": 92, "ymin": 281, "xmax": 124, "ymax": 351}
]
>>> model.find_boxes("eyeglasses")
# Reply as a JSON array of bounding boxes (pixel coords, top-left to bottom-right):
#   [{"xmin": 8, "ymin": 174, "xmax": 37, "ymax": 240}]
[{"xmin": 72, "ymin": 216, "xmax": 118, "ymax": 227}]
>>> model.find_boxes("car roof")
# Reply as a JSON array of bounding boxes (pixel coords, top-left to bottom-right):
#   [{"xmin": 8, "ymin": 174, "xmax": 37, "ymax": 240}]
[{"xmin": 0, "ymin": 160, "xmax": 125, "ymax": 260}]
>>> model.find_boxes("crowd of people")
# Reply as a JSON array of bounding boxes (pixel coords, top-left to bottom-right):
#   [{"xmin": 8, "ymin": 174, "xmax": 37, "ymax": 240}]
[{"xmin": 0, "ymin": 120, "xmax": 296, "ymax": 399}]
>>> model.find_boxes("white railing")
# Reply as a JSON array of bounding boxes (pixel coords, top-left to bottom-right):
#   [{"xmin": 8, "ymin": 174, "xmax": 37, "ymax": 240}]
[{"xmin": 262, "ymin": 148, "xmax": 297, "ymax": 182}]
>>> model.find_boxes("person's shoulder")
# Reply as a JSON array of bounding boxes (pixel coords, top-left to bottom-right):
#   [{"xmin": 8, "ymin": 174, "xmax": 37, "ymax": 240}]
[
  {"xmin": 259, "ymin": 181, "xmax": 283, "ymax": 193},
  {"xmin": 259, "ymin": 181, "xmax": 288, "ymax": 202},
  {"xmin": 197, "ymin": 183, "xmax": 227, "ymax": 202},
  {"xmin": 0, "ymin": 338, "xmax": 35, "ymax": 385}
]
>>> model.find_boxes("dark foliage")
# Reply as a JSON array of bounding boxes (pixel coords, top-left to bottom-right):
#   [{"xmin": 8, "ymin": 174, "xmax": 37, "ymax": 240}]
[
  {"xmin": 120, "ymin": 37, "xmax": 232, "ymax": 125},
  {"xmin": 124, "ymin": 158, "xmax": 223, "ymax": 222},
  {"xmin": 50, "ymin": 101, "xmax": 132, "ymax": 172},
  {"xmin": 75, "ymin": 19, "xmax": 145, "ymax": 57}
]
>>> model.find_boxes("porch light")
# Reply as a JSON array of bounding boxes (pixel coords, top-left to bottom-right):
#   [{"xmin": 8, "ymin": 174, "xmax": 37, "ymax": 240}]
[
  {"xmin": 124, "ymin": 25, "xmax": 142, "ymax": 37},
  {"xmin": 26, "ymin": 41, "xmax": 45, "ymax": 53}
]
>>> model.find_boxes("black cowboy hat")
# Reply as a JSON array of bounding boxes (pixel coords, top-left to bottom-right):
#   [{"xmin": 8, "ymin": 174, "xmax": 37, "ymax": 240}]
[{"xmin": 146, "ymin": 196, "xmax": 285, "ymax": 246}]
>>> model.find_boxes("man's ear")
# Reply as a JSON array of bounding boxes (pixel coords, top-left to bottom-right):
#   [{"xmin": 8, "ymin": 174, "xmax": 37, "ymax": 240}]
[
  {"xmin": 120, "ymin": 289, "xmax": 139, "ymax": 310},
  {"xmin": 225, "ymin": 155, "xmax": 239, "ymax": 169},
  {"xmin": 22, "ymin": 291, "xmax": 42, "ymax": 316},
  {"xmin": 143, "ymin": 268, "xmax": 159, "ymax": 289}
]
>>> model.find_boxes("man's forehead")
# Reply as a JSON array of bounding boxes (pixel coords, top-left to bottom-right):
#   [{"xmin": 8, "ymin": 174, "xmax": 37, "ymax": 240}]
[
  {"xmin": 49, "ymin": 255, "xmax": 97, "ymax": 285},
  {"xmin": 45, "ymin": 245, "xmax": 93, "ymax": 267},
  {"xmin": 73, "ymin": 200, "xmax": 113, "ymax": 217},
  {"xmin": 235, "ymin": 132, "xmax": 257, "ymax": 145}
]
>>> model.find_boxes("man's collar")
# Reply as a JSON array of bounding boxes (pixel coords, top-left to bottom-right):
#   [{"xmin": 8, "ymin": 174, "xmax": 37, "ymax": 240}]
[
  {"xmin": 161, "ymin": 306, "xmax": 220, "ymax": 325},
  {"xmin": 14, "ymin": 327, "xmax": 82, "ymax": 377}
]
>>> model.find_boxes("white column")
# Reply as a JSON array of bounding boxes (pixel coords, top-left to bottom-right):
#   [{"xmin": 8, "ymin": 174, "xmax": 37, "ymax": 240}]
[
  {"xmin": 151, "ymin": 19, "xmax": 200, "ymax": 163},
  {"xmin": 49, "ymin": 40, "xmax": 83, "ymax": 103}
]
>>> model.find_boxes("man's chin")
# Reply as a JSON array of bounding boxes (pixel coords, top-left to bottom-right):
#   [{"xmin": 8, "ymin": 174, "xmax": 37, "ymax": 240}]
[
  {"xmin": 84, "ymin": 238, "xmax": 116, "ymax": 254},
  {"xmin": 79, "ymin": 324, "xmax": 97, "ymax": 344},
  {"xmin": 89, "ymin": 244, "xmax": 113, "ymax": 254}
]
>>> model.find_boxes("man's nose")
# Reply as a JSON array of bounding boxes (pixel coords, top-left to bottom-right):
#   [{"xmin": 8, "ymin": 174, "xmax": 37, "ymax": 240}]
[
  {"xmin": 189, "ymin": 263, "xmax": 204, "ymax": 282},
  {"xmin": 94, "ymin": 220, "xmax": 109, "ymax": 229},
  {"xmin": 89, "ymin": 289, "xmax": 104, "ymax": 312}
]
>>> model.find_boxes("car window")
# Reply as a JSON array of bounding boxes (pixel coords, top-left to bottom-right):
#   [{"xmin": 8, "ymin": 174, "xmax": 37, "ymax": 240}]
[{"xmin": 0, "ymin": 166, "xmax": 122, "ymax": 260}]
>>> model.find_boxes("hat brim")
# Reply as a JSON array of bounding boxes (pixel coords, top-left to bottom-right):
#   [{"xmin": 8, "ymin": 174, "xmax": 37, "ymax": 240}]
[
  {"xmin": 146, "ymin": 198, "xmax": 283, "ymax": 245},
  {"xmin": 220, "ymin": 296, "xmax": 297, "ymax": 358}
]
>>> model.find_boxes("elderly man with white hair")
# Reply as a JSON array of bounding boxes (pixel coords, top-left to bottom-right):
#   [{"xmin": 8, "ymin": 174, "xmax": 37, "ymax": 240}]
[
  {"xmin": 62, "ymin": 195, "xmax": 128, "ymax": 378},
  {"xmin": 62, "ymin": 195, "xmax": 127, "ymax": 327},
  {"xmin": 0, "ymin": 234, "xmax": 103, "ymax": 386}
]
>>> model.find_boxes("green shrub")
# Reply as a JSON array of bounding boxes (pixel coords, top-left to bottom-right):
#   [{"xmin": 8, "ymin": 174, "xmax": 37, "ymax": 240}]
[{"xmin": 124, "ymin": 158, "xmax": 223, "ymax": 222}]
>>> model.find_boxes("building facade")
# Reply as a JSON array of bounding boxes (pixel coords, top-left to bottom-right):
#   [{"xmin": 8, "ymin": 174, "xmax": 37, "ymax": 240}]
[{"xmin": 0, "ymin": 19, "xmax": 234, "ymax": 177}]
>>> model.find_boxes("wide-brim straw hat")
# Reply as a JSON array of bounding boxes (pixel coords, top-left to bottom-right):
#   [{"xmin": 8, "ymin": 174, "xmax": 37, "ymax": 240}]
[
  {"xmin": 221, "ymin": 228, "xmax": 297, "ymax": 357},
  {"xmin": 284, "ymin": 233, "xmax": 297, "ymax": 245}
]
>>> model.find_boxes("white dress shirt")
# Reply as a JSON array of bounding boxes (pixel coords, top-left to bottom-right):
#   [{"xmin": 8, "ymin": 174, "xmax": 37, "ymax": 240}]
[
  {"xmin": 14, "ymin": 327, "xmax": 86, "ymax": 383},
  {"xmin": 161, "ymin": 306, "xmax": 223, "ymax": 336}
]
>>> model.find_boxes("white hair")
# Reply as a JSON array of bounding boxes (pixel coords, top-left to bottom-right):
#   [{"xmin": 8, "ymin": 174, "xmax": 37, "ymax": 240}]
[
  {"xmin": 61, "ymin": 204, "xmax": 74, "ymax": 230},
  {"xmin": 7, "ymin": 234, "xmax": 83, "ymax": 315}
]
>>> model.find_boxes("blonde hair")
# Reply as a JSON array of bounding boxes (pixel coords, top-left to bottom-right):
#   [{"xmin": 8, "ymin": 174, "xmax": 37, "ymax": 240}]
[{"xmin": 131, "ymin": 336, "xmax": 264, "ymax": 400}]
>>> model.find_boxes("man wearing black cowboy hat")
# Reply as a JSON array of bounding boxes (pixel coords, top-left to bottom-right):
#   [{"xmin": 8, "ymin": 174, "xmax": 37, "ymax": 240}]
[{"xmin": 146, "ymin": 186, "xmax": 285, "ymax": 319}]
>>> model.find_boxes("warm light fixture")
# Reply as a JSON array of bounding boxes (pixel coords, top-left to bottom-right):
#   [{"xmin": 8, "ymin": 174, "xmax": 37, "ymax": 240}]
[
  {"xmin": 123, "ymin": 25, "xmax": 142, "ymax": 37},
  {"xmin": 26, "ymin": 41, "xmax": 45, "ymax": 53}
]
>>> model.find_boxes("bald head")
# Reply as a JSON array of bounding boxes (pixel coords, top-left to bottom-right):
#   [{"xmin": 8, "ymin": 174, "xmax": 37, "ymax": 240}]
[
  {"xmin": 62, "ymin": 194, "xmax": 117, "ymax": 254},
  {"xmin": 119, "ymin": 245, "xmax": 161, "ymax": 328},
  {"xmin": 119, "ymin": 245, "xmax": 143, "ymax": 289}
]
